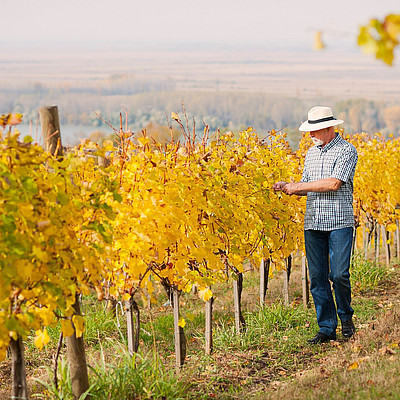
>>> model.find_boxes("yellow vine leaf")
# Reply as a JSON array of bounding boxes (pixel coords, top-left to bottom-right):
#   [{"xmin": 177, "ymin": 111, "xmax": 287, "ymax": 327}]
[
  {"xmin": 171, "ymin": 112, "xmax": 180, "ymax": 121},
  {"xmin": 358, "ymin": 14, "xmax": 400, "ymax": 65},
  {"xmin": 72, "ymin": 315, "xmax": 85, "ymax": 338},
  {"xmin": 61, "ymin": 320, "xmax": 75, "ymax": 337},
  {"xmin": 137, "ymin": 136, "xmax": 150, "ymax": 147},
  {"xmin": 199, "ymin": 288, "xmax": 213, "ymax": 302},
  {"xmin": 178, "ymin": 317, "xmax": 186, "ymax": 328},
  {"xmin": 386, "ymin": 223, "xmax": 397, "ymax": 233},
  {"xmin": 34, "ymin": 329, "xmax": 50, "ymax": 350}
]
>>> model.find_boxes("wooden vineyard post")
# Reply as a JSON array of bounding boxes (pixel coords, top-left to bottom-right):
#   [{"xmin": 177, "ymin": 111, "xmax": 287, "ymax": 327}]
[
  {"xmin": 172, "ymin": 288, "xmax": 186, "ymax": 367},
  {"xmin": 396, "ymin": 220, "xmax": 400, "ymax": 259},
  {"xmin": 205, "ymin": 288, "xmax": 213, "ymax": 355},
  {"xmin": 283, "ymin": 255, "xmax": 292, "ymax": 306},
  {"xmin": 125, "ymin": 296, "xmax": 140, "ymax": 355},
  {"xmin": 301, "ymin": 256, "xmax": 310, "ymax": 309},
  {"xmin": 351, "ymin": 227, "xmax": 357, "ymax": 256},
  {"xmin": 375, "ymin": 224, "xmax": 380, "ymax": 262},
  {"xmin": 233, "ymin": 273, "xmax": 246, "ymax": 334},
  {"xmin": 10, "ymin": 336, "xmax": 28, "ymax": 400},
  {"xmin": 97, "ymin": 156, "xmax": 110, "ymax": 167},
  {"xmin": 362, "ymin": 224, "xmax": 367, "ymax": 255},
  {"xmin": 39, "ymin": 105, "xmax": 63, "ymax": 156},
  {"xmin": 259, "ymin": 258, "xmax": 270, "ymax": 307},
  {"xmin": 362, "ymin": 224, "xmax": 366, "ymax": 257},
  {"xmin": 65, "ymin": 295, "xmax": 90, "ymax": 400},
  {"xmin": 382, "ymin": 225, "xmax": 390, "ymax": 267}
]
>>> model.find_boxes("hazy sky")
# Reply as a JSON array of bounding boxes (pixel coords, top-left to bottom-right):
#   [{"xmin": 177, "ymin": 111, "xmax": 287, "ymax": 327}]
[{"xmin": 2, "ymin": 0, "xmax": 399, "ymax": 48}]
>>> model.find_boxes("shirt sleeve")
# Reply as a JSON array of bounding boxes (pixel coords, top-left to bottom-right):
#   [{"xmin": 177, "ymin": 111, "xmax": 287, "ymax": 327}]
[{"xmin": 331, "ymin": 146, "xmax": 358, "ymax": 183}]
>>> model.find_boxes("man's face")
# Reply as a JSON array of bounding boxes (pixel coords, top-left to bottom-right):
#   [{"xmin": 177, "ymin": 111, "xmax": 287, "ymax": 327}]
[{"xmin": 310, "ymin": 127, "xmax": 329, "ymax": 146}]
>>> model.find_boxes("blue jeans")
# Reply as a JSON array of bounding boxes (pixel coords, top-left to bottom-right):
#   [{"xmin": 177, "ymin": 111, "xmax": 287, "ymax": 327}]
[{"xmin": 304, "ymin": 227, "xmax": 354, "ymax": 336}]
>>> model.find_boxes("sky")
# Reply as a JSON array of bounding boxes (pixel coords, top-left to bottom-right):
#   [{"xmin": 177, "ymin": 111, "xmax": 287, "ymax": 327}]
[{"xmin": 2, "ymin": 0, "xmax": 399, "ymax": 48}]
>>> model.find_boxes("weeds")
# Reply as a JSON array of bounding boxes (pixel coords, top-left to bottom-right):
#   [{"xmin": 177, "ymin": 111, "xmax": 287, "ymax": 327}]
[
  {"xmin": 351, "ymin": 253, "xmax": 392, "ymax": 294},
  {"xmin": 33, "ymin": 357, "xmax": 90, "ymax": 400},
  {"xmin": 88, "ymin": 351, "xmax": 187, "ymax": 400},
  {"xmin": 34, "ymin": 350, "xmax": 187, "ymax": 400}
]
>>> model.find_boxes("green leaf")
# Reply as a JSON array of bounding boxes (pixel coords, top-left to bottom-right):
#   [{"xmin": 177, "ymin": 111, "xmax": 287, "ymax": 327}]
[
  {"xmin": 112, "ymin": 191, "xmax": 122, "ymax": 202},
  {"xmin": 57, "ymin": 192, "xmax": 69, "ymax": 205}
]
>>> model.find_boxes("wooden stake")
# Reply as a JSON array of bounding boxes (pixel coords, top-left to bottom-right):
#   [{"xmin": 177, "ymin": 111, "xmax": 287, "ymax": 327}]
[
  {"xmin": 363, "ymin": 224, "xmax": 367, "ymax": 258},
  {"xmin": 10, "ymin": 336, "xmax": 28, "ymax": 400},
  {"xmin": 39, "ymin": 105, "xmax": 63, "ymax": 156},
  {"xmin": 259, "ymin": 258, "xmax": 270, "ymax": 306},
  {"xmin": 233, "ymin": 273, "xmax": 245, "ymax": 334},
  {"xmin": 283, "ymin": 256, "xmax": 292, "ymax": 306},
  {"xmin": 65, "ymin": 295, "xmax": 90, "ymax": 400},
  {"xmin": 98, "ymin": 156, "xmax": 110, "ymax": 167},
  {"xmin": 173, "ymin": 288, "xmax": 186, "ymax": 367},
  {"xmin": 382, "ymin": 225, "xmax": 390, "ymax": 267},
  {"xmin": 205, "ymin": 290, "xmax": 213, "ymax": 355},
  {"xmin": 125, "ymin": 297, "xmax": 140, "ymax": 355},
  {"xmin": 375, "ymin": 224, "xmax": 380, "ymax": 262},
  {"xmin": 396, "ymin": 220, "xmax": 400, "ymax": 259},
  {"xmin": 302, "ymin": 256, "xmax": 310, "ymax": 309}
]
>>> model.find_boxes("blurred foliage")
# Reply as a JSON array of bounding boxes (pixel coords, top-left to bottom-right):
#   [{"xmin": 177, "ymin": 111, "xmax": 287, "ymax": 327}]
[
  {"xmin": 315, "ymin": 14, "xmax": 400, "ymax": 66},
  {"xmin": 358, "ymin": 14, "xmax": 400, "ymax": 66}
]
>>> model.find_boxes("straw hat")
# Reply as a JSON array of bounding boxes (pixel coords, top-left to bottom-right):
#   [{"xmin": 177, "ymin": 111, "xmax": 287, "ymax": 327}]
[{"xmin": 299, "ymin": 106, "xmax": 344, "ymax": 132}]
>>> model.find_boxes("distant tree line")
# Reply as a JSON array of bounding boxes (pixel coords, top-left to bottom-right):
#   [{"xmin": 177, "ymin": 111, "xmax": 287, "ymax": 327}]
[{"xmin": 1, "ymin": 75, "xmax": 400, "ymax": 147}]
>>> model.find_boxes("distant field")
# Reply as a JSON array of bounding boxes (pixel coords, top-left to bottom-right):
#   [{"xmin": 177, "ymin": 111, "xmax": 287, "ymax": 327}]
[{"xmin": 2, "ymin": 43, "xmax": 400, "ymax": 101}]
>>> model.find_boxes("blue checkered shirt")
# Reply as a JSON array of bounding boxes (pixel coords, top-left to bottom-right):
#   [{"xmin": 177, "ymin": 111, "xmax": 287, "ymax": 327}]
[{"xmin": 301, "ymin": 134, "xmax": 358, "ymax": 231}]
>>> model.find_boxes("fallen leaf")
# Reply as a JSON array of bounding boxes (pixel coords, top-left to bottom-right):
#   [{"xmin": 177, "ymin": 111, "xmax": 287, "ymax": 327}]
[{"xmin": 348, "ymin": 361, "xmax": 359, "ymax": 371}]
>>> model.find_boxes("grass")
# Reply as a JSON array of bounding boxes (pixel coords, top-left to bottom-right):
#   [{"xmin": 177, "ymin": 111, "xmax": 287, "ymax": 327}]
[
  {"xmin": 88, "ymin": 351, "xmax": 187, "ymax": 400},
  {"xmin": 34, "ymin": 350, "xmax": 188, "ymax": 400},
  {"xmin": 1, "ymin": 253, "xmax": 399, "ymax": 399},
  {"xmin": 350, "ymin": 252, "xmax": 393, "ymax": 294}
]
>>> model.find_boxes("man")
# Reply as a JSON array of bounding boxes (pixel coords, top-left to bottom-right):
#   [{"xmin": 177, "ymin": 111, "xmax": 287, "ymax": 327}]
[{"xmin": 273, "ymin": 106, "xmax": 358, "ymax": 344}]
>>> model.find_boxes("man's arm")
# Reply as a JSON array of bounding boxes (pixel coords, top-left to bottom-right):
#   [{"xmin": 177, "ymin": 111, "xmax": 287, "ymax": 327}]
[{"xmin": 273, "ymin": 178, "xmax": 343, "ymax": 196}]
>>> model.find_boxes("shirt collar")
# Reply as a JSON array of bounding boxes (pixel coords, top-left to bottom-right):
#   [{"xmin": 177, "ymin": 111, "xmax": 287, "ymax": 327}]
[{"xmin": 318, "ymin": 133, "xmax": 341, "ymax": 152}]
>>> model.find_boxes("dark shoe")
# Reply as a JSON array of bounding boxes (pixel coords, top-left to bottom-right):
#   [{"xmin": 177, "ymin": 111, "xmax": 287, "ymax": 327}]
[
  {"xmin": 307, "ymin": 332, "xmax": 336, "ymax": 344},
  {"xmin": 342, "ymin": 319, "xmax": 356, "ymax": 338}
]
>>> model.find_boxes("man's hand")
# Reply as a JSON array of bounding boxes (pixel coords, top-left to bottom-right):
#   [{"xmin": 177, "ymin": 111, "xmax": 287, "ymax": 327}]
[
  {"xmin": 272, "ymin": 181, "xmax": 288, "ymax": 191},
  {"xmin": 273, "ymin": 181, "xmax": 305, "ymax": 195},
  {"xmin": 282, "ymin": 182, "xmax": 304, "ymax": 195}
]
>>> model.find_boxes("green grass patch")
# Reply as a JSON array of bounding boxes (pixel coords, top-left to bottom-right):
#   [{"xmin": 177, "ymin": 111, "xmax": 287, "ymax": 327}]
[
  {"xmin": 34, "ymin": 350, "xmax": 188, "ymax": 400},
  {"xmin": 351, "ymin": 253, "xmax": 392, "ymax": 294}
]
